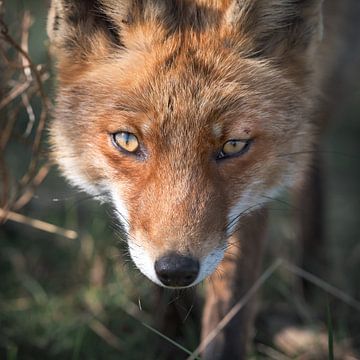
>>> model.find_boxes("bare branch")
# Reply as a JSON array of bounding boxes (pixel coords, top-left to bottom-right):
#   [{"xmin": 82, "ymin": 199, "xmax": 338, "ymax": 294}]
[
  {"xmin": 0, "ymin": 208, "xmax": 78, "ymax": 240},
  {"xmin": 0, "ymin": 11, "xmax": 52, "ymax": 214}
]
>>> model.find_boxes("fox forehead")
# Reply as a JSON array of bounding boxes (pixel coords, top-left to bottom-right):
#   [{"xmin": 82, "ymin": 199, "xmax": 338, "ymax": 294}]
[{"xmin": 61, "ymin": 39, "xmax": 302, "ymax": 138}]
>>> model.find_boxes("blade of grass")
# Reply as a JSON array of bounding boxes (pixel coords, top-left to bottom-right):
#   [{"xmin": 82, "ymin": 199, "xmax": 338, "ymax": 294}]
[
  {"xmin": 89, "ymin": 319, "xmax": 123, "ymax": 351},
  {"xmin": 282, "ymin": 261, "xmax": 360, "ymax": 311},
  {"xmin": 6, "ymin": 344, "xmax": 18, "ymax": 360},
  {"xmin": 141, "ymin": 322, "xmax": 200, "ymax": 359},
  {"xmin": 327, "ymin": 301, "xmax": 334, "ymax": 360},
  {"xmin": 20, "ymin": 274, "xmax": 48, "ymax": 304},
  {"xmin": 72, "ymin": 326, "xmax": 86, "ymax": 360}
]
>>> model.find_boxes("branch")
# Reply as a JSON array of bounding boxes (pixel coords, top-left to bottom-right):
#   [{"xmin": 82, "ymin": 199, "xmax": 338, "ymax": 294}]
[{"xmin": 0, "ymin": 208, "xmax": 78, "ymax": 240}]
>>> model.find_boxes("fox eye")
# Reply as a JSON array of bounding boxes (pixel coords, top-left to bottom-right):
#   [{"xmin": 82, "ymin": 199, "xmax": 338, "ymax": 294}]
[
  {"xmin": 112, "ymin": 132, "xmax": 139, "ymax": 153},
  {"xmin": 217, "ymin": 139, "xmax": 251, "ymax": 160}
]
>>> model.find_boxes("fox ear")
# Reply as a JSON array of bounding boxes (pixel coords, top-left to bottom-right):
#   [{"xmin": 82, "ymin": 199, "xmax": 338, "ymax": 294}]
[
  {"xmin": 47, "ymin": 0, "xmax": 130, "ymax": 62},
  {"xmin": 224, "ymin": 0, "xmax": 323, "ymax": 60}
]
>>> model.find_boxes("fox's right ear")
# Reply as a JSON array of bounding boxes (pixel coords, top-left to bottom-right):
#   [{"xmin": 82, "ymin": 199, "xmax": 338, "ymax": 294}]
[{"xmin": 47, "ymin": 0, "xmax": 130, "ymax": 66}]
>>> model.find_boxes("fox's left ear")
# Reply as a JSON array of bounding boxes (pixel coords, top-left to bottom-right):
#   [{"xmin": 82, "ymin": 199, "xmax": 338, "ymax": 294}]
[
  {"xmin": 223, "ymin": 0, "xmax": 323, "ymax": 61},
  {"xmin": 47, "ymin": 0, "xmax": 131, "ymax": 74}
]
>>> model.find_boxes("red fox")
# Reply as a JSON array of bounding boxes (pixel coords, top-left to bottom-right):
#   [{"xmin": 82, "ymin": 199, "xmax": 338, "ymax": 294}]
[{"xmin": 47, "ymin": 0, "xmax": 358, "ymax": 358}]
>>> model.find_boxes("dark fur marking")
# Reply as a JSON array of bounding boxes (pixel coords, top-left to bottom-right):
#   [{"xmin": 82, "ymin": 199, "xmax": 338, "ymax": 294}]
[
  {"xmin": 163, "ymin": 48, "xmax": 181, "ymax": 71},
  {"xmin": 191, "ymin": 56, "xmax": 216, "ymax": 78},
  {"xmin": 53, "ymin": 13, "xmax": 61, "ymax": 32},
  {"xmin": 60, "ymin": 0, "xmax": 122, "ymax": 48},
  {"xmin": 167, "ymin": 96, "xmax": 174, "ymax": 113}
]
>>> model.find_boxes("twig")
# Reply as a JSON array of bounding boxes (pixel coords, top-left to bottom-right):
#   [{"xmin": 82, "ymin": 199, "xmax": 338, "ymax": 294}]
[
  {"xmin": 0, "ymin": 45, "xmax": 31, "ymax": 69},
  {"xmin": 0, "ymin": 208, "xmax": 78, "ymax": 240},
  {"xmin": 0, "ymin": 18, "xmax": 46, "ymax": 103},
  {"xmin": 0, "ymin": 16, "xmax": 50, "ymax": 189},
  {"xmin": 13, "ymin": 163, "xmax": 51, "ymax": 210},
  {"xmin": 0, "ymin": 14, "xmax": 51, "ymax": 213},
  {"xmin": 0, "ymin": 80, "xmax": 31, "ymax": 110},
  {"xmin": 20, "ymin": 11, "xmax": 32, "ymax": 81},
  {"xmin": 20, "ymin": 12, "xmax": 35, "ymax": 137},
  {"xmin": 22, "ymin": 92, "xmax": 35, "ymax": 137}
]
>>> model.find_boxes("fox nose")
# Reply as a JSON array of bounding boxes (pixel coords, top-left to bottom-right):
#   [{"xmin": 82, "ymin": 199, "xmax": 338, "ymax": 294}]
[{"xmin": 154, "ymin": 253, "xmax": 200, "ymax": 287}]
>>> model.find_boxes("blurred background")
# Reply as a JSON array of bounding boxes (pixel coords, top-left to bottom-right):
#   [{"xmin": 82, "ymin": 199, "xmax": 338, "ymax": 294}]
[{"xmin": 1, "ymin": 1, "xmax": 359, "ymax": 359}]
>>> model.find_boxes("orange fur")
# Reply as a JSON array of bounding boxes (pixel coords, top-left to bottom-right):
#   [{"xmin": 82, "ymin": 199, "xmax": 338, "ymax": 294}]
[{"xmin": 48, "ymin": 0, "xmax": 353, "ymax": 357}]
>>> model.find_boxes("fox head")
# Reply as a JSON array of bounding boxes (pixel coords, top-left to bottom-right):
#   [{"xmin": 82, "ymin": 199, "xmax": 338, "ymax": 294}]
[{"xmin": 48, "ymin": 0, "xmax": 323, "ymax": 288}]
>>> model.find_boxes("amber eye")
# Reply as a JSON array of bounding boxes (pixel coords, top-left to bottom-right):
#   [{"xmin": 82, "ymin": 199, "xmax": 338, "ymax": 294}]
[
  {"xmin": 217, "ymin": 139, "xmax": 251, "ymax": 160},
  {"xmin": 112, "ymin": 132, "xmax": 139, "ymax": 153}
]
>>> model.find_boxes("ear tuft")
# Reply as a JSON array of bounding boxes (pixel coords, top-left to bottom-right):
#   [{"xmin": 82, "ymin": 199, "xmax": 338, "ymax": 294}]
[
  {"xmin": 224, "ymin": 0, "xmax": 324, "ymax": 59},
  {"xmin": 47, "ymin": 0, "xmax": 127, "ymax": 62}
]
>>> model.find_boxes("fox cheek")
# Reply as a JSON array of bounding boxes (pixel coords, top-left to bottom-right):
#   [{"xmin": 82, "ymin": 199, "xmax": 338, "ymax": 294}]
[{"xmin": 110, "ymin": 186, "xmax": 130, "ymax": 232}]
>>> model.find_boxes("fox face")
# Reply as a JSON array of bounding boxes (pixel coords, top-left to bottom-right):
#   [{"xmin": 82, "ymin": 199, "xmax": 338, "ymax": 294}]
[{"xmin": 49, "ymin": 0, "xmax": 322, "ymax": 288}]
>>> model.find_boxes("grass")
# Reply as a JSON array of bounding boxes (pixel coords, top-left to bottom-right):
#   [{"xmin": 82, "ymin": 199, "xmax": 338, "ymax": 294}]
[{"xmin": 327, "ymin": 301, "xmax": 334, "ymax": 360}]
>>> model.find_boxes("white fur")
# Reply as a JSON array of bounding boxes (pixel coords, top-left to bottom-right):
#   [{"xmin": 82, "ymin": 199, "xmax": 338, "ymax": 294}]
[
  {"xmin": 128, "ymin": 239, "xmax": 226, "ymax": 289},
  {"xmin": 193, "ymin": 245, "xmax": 226, "ymax": 286},
  {"xmin": 111, "ymin": 186, "xmax": 130, "ymax": 233},
  {"xmin": 59, "ymin": 154, "xmax": 101, "ymax": 196},
  {"xmin": 128, "ymin": 240, "xmax": 163, "ymax": 286}
]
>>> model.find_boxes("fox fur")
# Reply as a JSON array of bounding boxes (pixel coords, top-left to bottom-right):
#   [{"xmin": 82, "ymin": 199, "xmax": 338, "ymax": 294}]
[{"xmin": 48, "ymin": 0, "xmax": 358, "ymax": 358}]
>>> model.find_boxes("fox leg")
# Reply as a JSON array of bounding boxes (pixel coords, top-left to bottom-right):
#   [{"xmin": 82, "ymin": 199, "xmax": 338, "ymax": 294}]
[{"xmin": 201, "ymin": 209, "xmax": 268, "ymax": 360}]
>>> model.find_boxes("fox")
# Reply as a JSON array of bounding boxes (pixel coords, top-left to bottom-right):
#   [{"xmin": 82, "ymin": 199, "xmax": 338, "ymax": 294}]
[{"xmin": 47, "ymin": 0, "xmax": 359, "ymax": 358}]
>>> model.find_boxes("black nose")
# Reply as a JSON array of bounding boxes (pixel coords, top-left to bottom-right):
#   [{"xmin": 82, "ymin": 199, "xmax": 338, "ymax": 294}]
[{"xmin": 154, "ymin": 253, "xmax": 200, "ymax": 287}]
